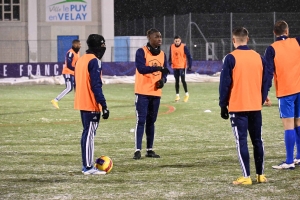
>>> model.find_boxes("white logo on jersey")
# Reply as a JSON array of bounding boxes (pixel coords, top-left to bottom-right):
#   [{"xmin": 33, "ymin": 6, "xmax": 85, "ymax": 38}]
[
  {"xmin": 97, "ymin": 60, "xmax": 102, "ymax": 69},
  {"xmin": 222, "ymin": 54, "xmax": 229, "ymax": 64}
]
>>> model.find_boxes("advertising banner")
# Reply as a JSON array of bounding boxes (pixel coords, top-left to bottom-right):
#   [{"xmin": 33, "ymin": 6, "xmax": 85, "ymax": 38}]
[
  {"xmin": 46, "ymin": 0, "xmax": 91, "ymax": 22},
  {"xmin": 0, "ymin": 61, "xmax": 222, "ymax": 78},
  {"xmin": 0, "ymin": 63, "xmax": 64, "ymax": 78}
]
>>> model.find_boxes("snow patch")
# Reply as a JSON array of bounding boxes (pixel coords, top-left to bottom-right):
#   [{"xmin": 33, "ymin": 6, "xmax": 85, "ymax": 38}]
[{"xmin": 0, "ymin": 73, "xmax": 220, "ymax": 85}]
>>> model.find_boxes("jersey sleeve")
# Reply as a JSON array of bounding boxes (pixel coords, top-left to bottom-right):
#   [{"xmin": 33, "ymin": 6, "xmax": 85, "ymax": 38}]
[
  {"xmin": 296, "ymin": 37, "xmax": 300, "ymax": 45},
  {"xmin": 66, "ymin": 51, "xmax": 75, "ymax": 71},
  {"xmin": 88, "ymin": 58, "xmax": 107, "ymax": 108},
  {"xmin": 261, "ymin": 56, "xmax": 271, "ymax": 104},
  {"xmin": 219, "ymin": 54, "xmax": 235, "ymax": 107},
  {"xmin": 263, "ymin": 45, "xmax": 275, "ymax": 88},
  {"xmin": 135, "ymin": 48, "xmax": 162, "ymax": 74}
]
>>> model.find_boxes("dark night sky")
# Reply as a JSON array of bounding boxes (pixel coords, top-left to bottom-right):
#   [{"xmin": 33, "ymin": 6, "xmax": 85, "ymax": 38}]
[{"xmin": 114, "ymin": 0, "xmax": 300, "ymax": 21}]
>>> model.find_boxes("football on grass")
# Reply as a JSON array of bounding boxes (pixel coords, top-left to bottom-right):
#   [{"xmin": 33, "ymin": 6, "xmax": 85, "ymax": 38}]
[{"xmin": 94, "ymin": 156, "xmax": 113, "ymax": 173}]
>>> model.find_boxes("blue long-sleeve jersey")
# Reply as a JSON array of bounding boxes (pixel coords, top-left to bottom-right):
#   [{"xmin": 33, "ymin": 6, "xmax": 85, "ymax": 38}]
[
  {"xmin": 168, "ymin": 44, "xmax": 193, "ymax": 68},
  {"xmin": 87, "ymin": 58, "xmax": 107, "ymax": 108},
  {"xmin": 219, "ymin": 45, "xmax": 270, "ymax": 107},
  {"xmin": 66, "ymin": 51, "xmax": 75, "ymax": 71},
  {"xmin": 135, "ymin": 48, "xmax": 168, "ymax": 82}
]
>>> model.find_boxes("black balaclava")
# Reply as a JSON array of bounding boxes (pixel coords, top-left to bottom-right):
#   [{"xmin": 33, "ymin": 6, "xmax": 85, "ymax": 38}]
[
  {"xmin": 146, "ymin": 42, "xmax": 161, "ymax": 56},
  {"xmin": 72, "ymin": 46, "xmax": 80, "ymax": 53},
  {"xmin": 86, "ymin": 34, "xmax": 106, "ymax": 59}
]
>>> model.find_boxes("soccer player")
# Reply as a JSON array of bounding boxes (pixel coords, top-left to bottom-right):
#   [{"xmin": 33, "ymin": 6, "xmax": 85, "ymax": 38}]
[
  {"xmin": 74, "ymin": 34, "xmax": 109, "ymax": 175},
  {"xmin": 133, "ymin": 28, "xmax": 170, "ymax": 160},
  {"xmin": 219, "ymin": 27, "xmax": 270, "ymax": 185},
  {"xmin": 264, "ymin": 20, "xmax": 300, "ymax": 170},
  {"xmin": 169, "ymin": 35, "xmax": 193, "ymax": 102},
  {"xmin": 51, "ymin": 39, "xmax": 81, "ymax": 109}
]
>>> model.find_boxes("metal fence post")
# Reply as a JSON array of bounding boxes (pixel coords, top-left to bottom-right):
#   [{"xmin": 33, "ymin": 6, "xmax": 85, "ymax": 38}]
[
  {"xmin": 134, "ymin": 19, "xmax": 136, "ymax": 35},
  {"xmin": 189, "ymin": 13, "xmax": 192, "ymax": 57},
  {"xmin": 163, "ymin": 15, "xmax": 165, "ymax": 46},
  {"xmin": 273, "ymin": 12, "xmax": 276, "ymax": 42},
  {"xmin": 143, "ymin": 16, "xmax": 145, "ymax": 35},
  {"xmin": 230, "ymin": 12, "xmax": 233, "ymax": 52},
  {"xmin": 173, "ymin": 14, "xmax": 176, "ymax": 37}
]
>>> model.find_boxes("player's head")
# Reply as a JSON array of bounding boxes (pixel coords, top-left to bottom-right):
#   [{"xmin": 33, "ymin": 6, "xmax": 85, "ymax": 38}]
[
  {"xmin": 232, "ymin": 27, "xmax": 249, "ymax": 48},
  {"xmin": 273, "ymin": 20, "xmax": 289, "ymax": 37},
  {"xmin": 86, "ymin": 34, "xmax": 106, "ymax": 59},
  {"xmin": 146, "ymin": 28, "xmax": 162, "ymax": 48},
  {"xmin": 173, "ymin": 35, "xmax": 181, "ymax": 47},
  {"xmin": 72, "ymin": 39, "xmax": 81, "ymax": 53}
]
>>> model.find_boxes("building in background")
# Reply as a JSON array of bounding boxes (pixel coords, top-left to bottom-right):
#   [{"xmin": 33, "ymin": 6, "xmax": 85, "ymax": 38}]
[{"xmin": 0, "ymin": 0, "xmax": 114, "ymax": 63}]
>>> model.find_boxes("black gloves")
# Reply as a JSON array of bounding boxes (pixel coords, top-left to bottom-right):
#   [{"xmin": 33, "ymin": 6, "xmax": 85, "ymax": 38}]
[
  {"xmin": 156, "ymin": 79, "xmax": 164, "ymax": 89},
  {"xmin": 158, "ymin": 67, "xmax": 170, "ymax": 75},
  {"xmin": 220, "ymin": 107, "xmax": 229, "ymax": 119},
  {"xmin": 102, "ymin": 106, "xmax": 109, "ymax": 119}
]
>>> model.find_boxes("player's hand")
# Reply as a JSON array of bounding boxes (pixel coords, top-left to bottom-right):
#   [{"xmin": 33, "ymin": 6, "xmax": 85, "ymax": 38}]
[
  {"xmin": 263, "ymin": 96, "xmax": 272, "ymax": 106},
  {"xmin": 102, "ymin": 106, "xmax": 109, "ymax": 119},
  {"xmin": 156, "ymin": 79, "xmax": 164, "ymax": 89},
  {"xmin": 220, "ymin": 106, "xmax": 229, "ymax": 120},
  {"xmin": 158, "ymin": 67, "xmax": 170, "ymax": 75}
]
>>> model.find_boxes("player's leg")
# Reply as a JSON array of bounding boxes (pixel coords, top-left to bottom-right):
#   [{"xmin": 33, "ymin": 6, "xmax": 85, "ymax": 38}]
[
  {"xmin": 247, "ymin": 111, "xmax": 267, "ymax": 183},
  {"xmin": 230, "ymin": 112, "xmax": 252, "ymax": 185},
  {"xmin": 51, "ymin": 74, "xmax": 74, "ymax": 109},
  {"xmin": 293, "ymin": 92, "xmax": 300, "ymax": 165},
  {"xmin": 180, "ymin": 69, "xmax": 189, "ymax": 102},
  {"xmin": 72, "ymin": 75, "xmax": 76, "ymax": 91},
  {"xmin": 272, "ymin": 95, "xmax": 296, "ymax": 169},
  {"xmin": 174, "ymin": 69, "xmax": 180, "ymax": 101},
  {"xmin": 55, "ymin": 74, "xmax": 74, "ymax": 100},
  {"xmin": 133, "ymin": 94, "xmax": 149, "ymax": 159},
  {"xmin": 80, "ymin": 110, "xmax": 105, "ymax": 175},
  {"xmin": 145, "ymin": 96, "xmax": 160, "ymax": 158}
]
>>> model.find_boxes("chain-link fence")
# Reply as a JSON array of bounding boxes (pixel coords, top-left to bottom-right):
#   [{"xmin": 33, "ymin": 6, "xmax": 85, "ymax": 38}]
[
  {"xmin": 115, "ymin": 12, "xmax": 300, "ymax": 60},
  {"xmin": 1, "ymin": 12, "xmax": 300, "ymax": 63}
]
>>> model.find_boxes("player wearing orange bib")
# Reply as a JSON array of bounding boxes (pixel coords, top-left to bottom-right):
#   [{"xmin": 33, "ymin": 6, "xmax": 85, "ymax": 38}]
[
  {"xmin": 133, "ymin": 28, "xmax": 170, "ymax": 160},
  {"xmin": 219, "ymin": 27, "xmax": 270, "ymax": 185},
  {"xmin": 169, "ymin": 36, "xmax": 192, "ymax": 102},
  {"xmin": 264, "ymin": 20, "xmax": 300, "ymax": 170},
  {"xmin": 74, "ymin": 34, "xmax": 109, "ymax": 175},
  {"xmin": 51, "ymin": 39, "xmax": 81, "ymax": 109}
]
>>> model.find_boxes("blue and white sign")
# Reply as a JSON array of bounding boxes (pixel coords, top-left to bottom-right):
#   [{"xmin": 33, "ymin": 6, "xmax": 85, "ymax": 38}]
[{"xmin": 46, "ymin": 0, "xmax": 91, "ymax": 22}]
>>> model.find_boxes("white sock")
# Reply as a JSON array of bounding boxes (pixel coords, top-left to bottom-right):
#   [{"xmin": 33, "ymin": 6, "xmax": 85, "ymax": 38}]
[
  {"xmin": 185, "ymin": 92, "xmax": 189, "ymax": 96},
  {"xmin": 176, "ymin": 94, "xmax": 179, "ymax": 97}
]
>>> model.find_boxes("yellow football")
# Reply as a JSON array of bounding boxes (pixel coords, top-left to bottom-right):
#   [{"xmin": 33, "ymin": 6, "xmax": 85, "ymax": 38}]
[{"xmin": 94, "ymin": 156, "xmax": 113, "ymax": 173}]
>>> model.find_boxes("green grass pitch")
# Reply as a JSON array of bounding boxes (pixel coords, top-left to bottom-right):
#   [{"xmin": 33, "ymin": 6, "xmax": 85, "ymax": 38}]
[{"xmin": 1, "ymin": 82, "xmax": 300, "ymax": 199}]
